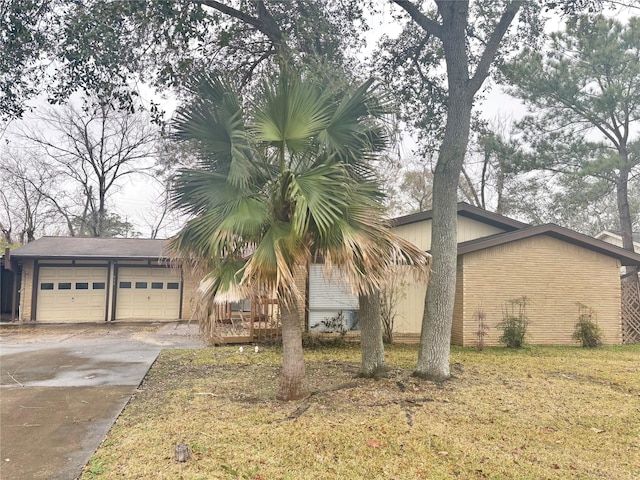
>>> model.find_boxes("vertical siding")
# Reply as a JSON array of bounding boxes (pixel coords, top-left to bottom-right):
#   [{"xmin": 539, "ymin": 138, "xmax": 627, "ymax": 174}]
[
  {"xmin": 451, "ymin": 259, "xmax": 464, "ymax": 345},
  {"xmin": 394, "ymin": 221, "xmax": 433, "ymax": 251},
  {"xmin": 393, "ymin": 267, "xmax": 428, "ymax": 334},
  {"xmin": 20, "ymin": 260, "xmax": 34, "ymax": 321},
  {"xmin": 461, "ymin": 236, "xmax": 622, "ymax": 346},
  {"xmin": 180, "ymin": 268, "xmax": 202, "ymax": 321},
  {"xmin": 457, "ymin": 217, "xmax": 505, "ymax": 242},
  {"xmin": 392, "ymin": 216, "xmax": 508, "ymax": 336},
  {"xmin": 394, "ymin": 217, "xmax": 507, "ymax": 252}
]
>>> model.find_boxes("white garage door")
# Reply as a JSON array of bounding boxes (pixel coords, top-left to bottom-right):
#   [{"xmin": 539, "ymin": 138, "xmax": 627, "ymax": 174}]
[
  {"xmin": 115, "ymin": 267, "xmax": 181, "ymax": 320},
  {"xmin": 37, "ymin": 266, "xmax": 108, "ymax": 322}
]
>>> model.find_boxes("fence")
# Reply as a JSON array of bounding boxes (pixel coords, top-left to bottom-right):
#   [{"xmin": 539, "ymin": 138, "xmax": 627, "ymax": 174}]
[{"xmin": 621, "ymin": 274, "xmax": 640, "ymax": 344}]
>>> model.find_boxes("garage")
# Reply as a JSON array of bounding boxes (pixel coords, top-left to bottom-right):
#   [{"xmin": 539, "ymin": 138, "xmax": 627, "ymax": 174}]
[
  {"xmin": 7, "ymin": 237, "xmax": 195, "ymax": 323},
  {"xmin": 115, "ymin": 266, "xmax": 181, "ymax": 320},
  {"xmin": 36, "ymin": 266, "xmax": 109, "ymax": 322}
]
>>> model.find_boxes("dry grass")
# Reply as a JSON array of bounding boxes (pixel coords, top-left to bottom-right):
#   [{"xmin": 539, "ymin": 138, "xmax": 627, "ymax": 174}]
[{"xmin": 81, "ymin": 344, "xmax": 640, "ymax": 480}]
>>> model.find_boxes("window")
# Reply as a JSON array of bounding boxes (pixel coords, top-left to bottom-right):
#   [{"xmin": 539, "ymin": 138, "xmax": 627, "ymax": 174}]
[
  {"xmin": 151, "ymin": 282, "xmax": 163, "ymax": 289},
  {"xmin": 231, "ymin": 298, "xmax": 251, "ymax": 312},
  {"xmin": 93, "ymin": 282, "xmax": 106, "ymax": 290},
  {"xmin": 167, "ymin": 282, "xmax": 179, "ymax": 290},
  {"xmin": 135, "ymin": 282, "xmax": 147, "ymax": 289},
  {"xmin": 40, "ymin": 283, "xmax": 54, "ymax": 290},
  {"xmin": 58, "ymin": 282, "xmax": 71, "ymax": 290},
  {"xmin": 76, "ymin": 282, "xmax": 89, "ymax": 290},
  {"xmin": 119, "ymin": 281, "xmax": 132, "ymax": 289}
]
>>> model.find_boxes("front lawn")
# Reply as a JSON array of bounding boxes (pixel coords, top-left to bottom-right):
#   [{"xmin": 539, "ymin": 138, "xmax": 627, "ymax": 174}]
[{"xmin": 82, "ymin": 344, "xmax": 640, "ymax": 479}]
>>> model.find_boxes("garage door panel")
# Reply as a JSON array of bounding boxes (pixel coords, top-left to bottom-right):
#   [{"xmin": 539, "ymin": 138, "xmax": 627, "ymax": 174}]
[
  {"xmin": 115, "ymin": 267, "xmax": 181, "ymax": 320},
  {"xmin": 37, "ymin": 267, "xmax": 108, "ymax": 323}
]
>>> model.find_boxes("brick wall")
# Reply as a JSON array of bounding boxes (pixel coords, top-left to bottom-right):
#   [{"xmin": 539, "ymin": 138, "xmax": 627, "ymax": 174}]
[
  {"xmin": 460, "ymin": 235, "xmax": 622, "ymax": 346},
  {"xmin": 451, "ymin": 260, "xmax": 464, "ymax": 345}
]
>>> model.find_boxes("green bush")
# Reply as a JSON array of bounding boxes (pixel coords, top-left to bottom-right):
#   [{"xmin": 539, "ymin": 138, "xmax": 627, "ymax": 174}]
[
  {"xmin": 497, "ymin": 297, "xmax": 529, "ymax": 349},
  {"xmin": 573, "ymin": 303, "xmax": 602, "ymax": 348}
]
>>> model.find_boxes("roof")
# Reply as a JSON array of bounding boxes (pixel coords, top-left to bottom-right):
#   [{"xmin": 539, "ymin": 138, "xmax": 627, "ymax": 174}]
[
  {"xmin": 391, "ymin": 202, "xmax": 528, "ymax": 231},
  {"xmin": 596, "ymin": 230, "xmax": 640, "ymax": 245},
  {"xmin": 8, "ymin": 237, "xmax": 171, "ymax": 260},
  {"xmin": 457, "ymin": 224, "xmax": 640, "ymax": 266}
]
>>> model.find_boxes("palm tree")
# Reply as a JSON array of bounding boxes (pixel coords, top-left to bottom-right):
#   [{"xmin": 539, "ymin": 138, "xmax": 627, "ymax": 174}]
[{"xmin": 170, "ymin": 71, "xmax": 429, "ymax": 400}]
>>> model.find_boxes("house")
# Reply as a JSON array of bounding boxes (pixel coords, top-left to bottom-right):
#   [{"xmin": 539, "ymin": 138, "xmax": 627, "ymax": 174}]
[
  {"xmin": 1, "ymin": 237, "xmax": 199, "ymax": 323},
  {"xmin": 390, "ymin": 204, "xmax": 640, "ymax": 346},
  {"xmin": 4, "ymin": 206, "xmax": 640, "ymax": 347}
]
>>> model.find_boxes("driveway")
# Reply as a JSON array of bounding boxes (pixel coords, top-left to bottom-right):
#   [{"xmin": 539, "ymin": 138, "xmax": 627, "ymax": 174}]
[{"xmin": 0, "ymin": 322, "xmax": 204, "ymax": 480}]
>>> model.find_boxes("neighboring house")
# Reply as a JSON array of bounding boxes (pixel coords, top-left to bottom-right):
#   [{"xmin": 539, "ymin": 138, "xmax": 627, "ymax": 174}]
[
  {"xmin": 596, "ymin": 230, "xmax": 640, "ymax": 249},
  {"xmin": 389, "ymin": 204, "xmax": 640, "ymax": 346},
  {"xmin": 1, "ymin": 237, "xmax": 199, "ymax": 323},
  {"xmin": 596, "ymin": 230, "xmax": 640, "ymax": 276}
]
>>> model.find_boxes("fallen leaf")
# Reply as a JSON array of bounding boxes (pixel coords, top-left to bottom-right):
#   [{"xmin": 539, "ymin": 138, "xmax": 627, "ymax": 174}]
[
  {"xmin": 551, "ymin": 464, "xmax": 560, "ymax": 469},
  {"xmin": 367, "ymin": 439, "xmax": 382, "ymax": 448}
]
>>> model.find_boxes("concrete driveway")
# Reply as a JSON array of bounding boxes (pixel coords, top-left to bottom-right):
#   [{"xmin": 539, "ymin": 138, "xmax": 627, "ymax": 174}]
[{"xmin": 0, "ymin": 322, "xmax": 204, "ymax": 480}]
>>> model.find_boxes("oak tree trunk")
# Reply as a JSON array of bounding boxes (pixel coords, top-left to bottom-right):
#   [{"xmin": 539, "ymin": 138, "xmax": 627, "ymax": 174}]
[
  {"xmin": 414, "ymin": 93, "xmax": 472, "ymax": 381},
  {"xmin": 358, "ymin": 291, "xmax": 387, "ymax": 378},
  {"xmin": 276, "ymin": 298, "xmax": 306, "ymax": 401},
  {"xmin": 393, "ymin": 0, "xmax": 522, "ymax": 381},
  {"xmin": 414, "ymin": 1, "xmax": 474, "ymax": 381}
]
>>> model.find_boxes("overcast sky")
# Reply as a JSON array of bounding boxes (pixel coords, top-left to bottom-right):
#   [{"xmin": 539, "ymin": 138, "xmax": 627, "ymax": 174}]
[{"xmin": 3, "ymin": 1, "xmax": 639, "ymax": 239}]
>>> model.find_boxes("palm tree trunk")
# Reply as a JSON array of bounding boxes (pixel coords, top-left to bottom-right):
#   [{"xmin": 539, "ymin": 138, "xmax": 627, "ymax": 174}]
[
  {"xmin": 358, "ymin": 291, "xmax": 386, "ymax": 378},
  {"xmin": 277, "ymin": 298, "xmax": 305, "ymax": 401}
]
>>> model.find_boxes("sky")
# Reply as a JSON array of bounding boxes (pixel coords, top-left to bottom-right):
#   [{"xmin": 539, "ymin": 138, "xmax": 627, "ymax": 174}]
[{"xmin": 2, "ymin": 1, "xmax": 639, "ymax": 240}]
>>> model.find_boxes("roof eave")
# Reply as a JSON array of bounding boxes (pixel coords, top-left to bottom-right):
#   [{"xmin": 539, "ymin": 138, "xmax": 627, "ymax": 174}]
[
  {"xmin": 457, "ymin": 224, "xmax": 640, "ymax": 266},
  {"xmin": 10, "ymin": 254, "xmax": 170, "ymax": 261},
  {"xmin": 391, "ymin": 202, "xmax": 528, "ymax": 231}
]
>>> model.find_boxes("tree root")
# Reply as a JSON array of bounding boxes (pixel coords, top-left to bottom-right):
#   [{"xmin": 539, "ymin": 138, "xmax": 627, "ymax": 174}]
[{"xmin": 272, "ymin": 382, "xmax": 361, "ymax": 423}]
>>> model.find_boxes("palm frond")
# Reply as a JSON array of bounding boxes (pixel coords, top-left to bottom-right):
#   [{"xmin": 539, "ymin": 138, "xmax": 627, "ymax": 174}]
[
  {"xmin": 170, "ymin": 69, "xmax": 426, "ymax": 309},
  {"xmin": 317, "ymin": 78, "xmax": 391, "ymax": 174},
  {"xmin": 241, "ymin": 221, "xmax": 309, "ymax": 304},
  {"xmin": 288, "ymin": 162, "xmax": 351, "ymax": 239},
  {"xmin": 199, "ymin": 258, "xmax": 251, "ymax": 304},
  {"xmin": 253, "ymin": 72, "xmax": 333, "ymax": 157},
  {"xmin": 171, "ymin": 169, "xmax": 239, "ymax": 215},
  {"xmin": 173, "ymin": 74, "xmax": 257, "ymax": 188}
]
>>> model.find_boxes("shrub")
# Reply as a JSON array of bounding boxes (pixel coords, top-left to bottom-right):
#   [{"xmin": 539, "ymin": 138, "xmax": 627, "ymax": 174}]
[
  {"xmin": 474, "ymin": 307, "xmax": 488, "ymax": 351},
  {"xmin": 573, "ymin": 303, "xmax": 602, "ymax": 348},
  {"xmin": 379, "ymin": 269, "xmax": 407, "ymax": 345},
  {"xmin": 497, "ymin": 297, "xmax": 529, "ymax": 349}
]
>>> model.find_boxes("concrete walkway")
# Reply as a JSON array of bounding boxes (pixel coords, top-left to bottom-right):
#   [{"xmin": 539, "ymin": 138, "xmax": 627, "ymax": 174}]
[{"xmin": 0, "ymin": 322, "xmax": 204, "ymax": 480}]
